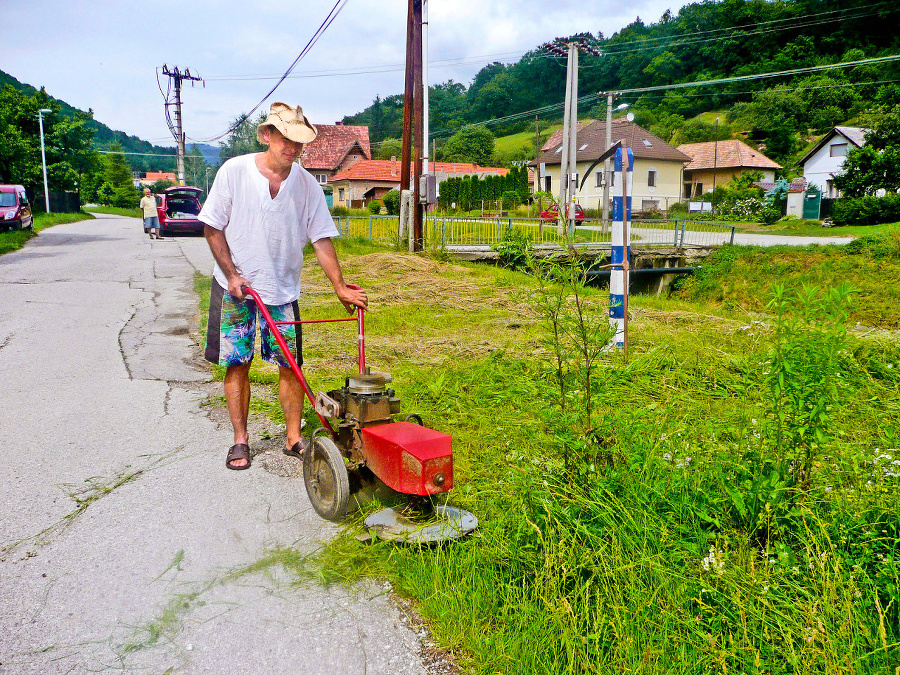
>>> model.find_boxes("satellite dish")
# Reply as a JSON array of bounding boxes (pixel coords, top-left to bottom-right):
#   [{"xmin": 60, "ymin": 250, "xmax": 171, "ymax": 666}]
[{"xmin": 625, "ymin": 112, "xmax": 635, "ymax": 122}]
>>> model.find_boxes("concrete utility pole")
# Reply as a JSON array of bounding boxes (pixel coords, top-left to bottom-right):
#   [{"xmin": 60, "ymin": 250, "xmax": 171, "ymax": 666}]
[
  {"xmin": 542, "ymin": 39, "xmax": 601, "ymax": 238},
  {"xmin": 161, "ymin": 65, "xmax": 203, "ymax": 186}
]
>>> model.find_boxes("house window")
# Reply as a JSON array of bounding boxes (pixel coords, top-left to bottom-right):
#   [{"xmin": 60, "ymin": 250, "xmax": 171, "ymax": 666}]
[
  {"xmin": 609, "ymin": 172, "xmax": 615, "ymax": 187},
  {"xmin": 595, "ymin": 171, "xmax": 603, "ymax": 188},
  {"xmin": 315, "ymin": 174, "xmax": 328, "ymax": 184},
  {"xmin": 830, "ymin": 143, "xmax": 848, "ymax": 157},
  {"xmin": 544, "ymin": 176, "xmax": 551, "ymax": 192},
  {"xmin": 695, "ymin": 183, "xmax": 704, "ymax": 197},
  {"xmin": 338, "ymin": 188, "xmax": 345, "ymax": 201},
  {"xmin": 648, "ymin": 170, "xmax": 657, "ymax": 187}
]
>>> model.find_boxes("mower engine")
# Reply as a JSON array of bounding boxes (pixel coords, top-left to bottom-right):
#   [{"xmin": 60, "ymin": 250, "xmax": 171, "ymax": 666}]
[{"xmin": 315, "ymin": 372, "xmax": 453, "ymax": 497}]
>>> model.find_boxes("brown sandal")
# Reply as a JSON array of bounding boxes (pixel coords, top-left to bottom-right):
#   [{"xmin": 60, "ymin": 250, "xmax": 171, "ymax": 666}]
[
  {"xmin": 283, "ymin": 438, "xmax": 310, "ymax": 460},
  {"xmin": 226, "ymin": 443, "xmax": 251, "ymax": 470}
]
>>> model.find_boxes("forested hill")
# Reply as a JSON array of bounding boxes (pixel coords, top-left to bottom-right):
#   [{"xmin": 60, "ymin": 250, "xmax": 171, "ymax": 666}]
[{"xmin": 342, "ymin": 0, "xmax": 900, "ymax": 166}]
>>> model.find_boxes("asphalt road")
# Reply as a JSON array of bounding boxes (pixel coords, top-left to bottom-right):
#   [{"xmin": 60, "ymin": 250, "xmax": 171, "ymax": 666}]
[{"xmin": 0, "ymin": 215, "xmax": 427, "ymax": 674}]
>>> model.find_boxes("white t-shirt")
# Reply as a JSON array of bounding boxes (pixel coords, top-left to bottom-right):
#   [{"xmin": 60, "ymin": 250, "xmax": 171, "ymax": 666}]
[{"xmin": 199, "ymin": 153, "xmax": 339, "ymax": 305}]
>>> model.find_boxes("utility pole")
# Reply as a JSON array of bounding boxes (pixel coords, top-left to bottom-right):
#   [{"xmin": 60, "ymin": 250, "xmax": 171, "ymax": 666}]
[
  {"xmin": 399, "ymin": 0, "xmax": 426, "ymax": 251},
  {"xmin": 541, "ymin": 39, "xmax": 600, "ymax": 238},
  {"xmin": 161, "ymin": 65, "xmax": 203, "ymax": 186}
]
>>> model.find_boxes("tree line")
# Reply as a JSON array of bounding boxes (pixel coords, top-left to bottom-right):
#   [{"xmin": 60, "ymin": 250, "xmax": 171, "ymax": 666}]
[{"xmin": 342, "ymin": 0, "xmax": 900, "ymax": 168}]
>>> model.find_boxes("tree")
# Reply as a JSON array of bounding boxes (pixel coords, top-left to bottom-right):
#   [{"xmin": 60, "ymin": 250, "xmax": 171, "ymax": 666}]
[
  {"xmin": 218, "ymin": 112, "xmax": 266, "ymax": 164},
  {"xmin": 374, "ymin": 138, "xmax": 402, "ymax": 160},
  {"xmin": 834, "ymin": 104, "xmax": 900, "ymax": 197},
  {"xmin": 442, "ymin": 126, "xmax": 495, "ymax": 166},
  {"xmin": 103, "ymin": 142, "xmax": 139, "ymax": 207}
]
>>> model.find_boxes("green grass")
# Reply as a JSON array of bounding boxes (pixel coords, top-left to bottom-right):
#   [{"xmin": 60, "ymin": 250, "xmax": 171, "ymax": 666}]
[
  {"xmin": 675, "ymin": 229, "xmax": 900, "ymax": 327},
  {"xmin": 84, "ymin": 205, "xmax": 142, "ymax": 218},
  {"xmin": 0, "ymin": 211, "xmax": 95, "ymax": 255},
  {"xmin": 195, "ymin": 234, "xmax": 900, "ymax": 674}
]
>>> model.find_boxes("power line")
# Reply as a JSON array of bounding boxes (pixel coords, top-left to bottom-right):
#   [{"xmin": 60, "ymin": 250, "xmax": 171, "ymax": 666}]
[
  {"xmin": 610, "ymin": 53, "xmax": 900, "ymax": 95},
  {"xmin": 189, "ymin": 0, "xmax": 351, "ymax": 143}
]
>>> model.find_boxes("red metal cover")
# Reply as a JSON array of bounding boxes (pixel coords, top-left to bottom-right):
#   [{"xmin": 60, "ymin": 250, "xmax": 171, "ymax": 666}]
[{"xmin": 361, "ymin": 421, "xmax": 453, "ymax": 496}]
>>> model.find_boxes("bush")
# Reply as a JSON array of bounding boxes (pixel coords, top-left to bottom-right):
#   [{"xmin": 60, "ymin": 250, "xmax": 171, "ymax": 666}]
[
  {"xmin": 382, "ymin": 189, "xmax": 401, "ymax": 216},
  {"xmin": 668, "ymin": 201, "xmax": 689, "ymax": 217},
  {"xmin": 367, "ymin": 199, "xmax": 382, "ymax": 214},
  {"xmin": 501, "ymin": 190, "xmax": 519, "ymax": 209},
  {"xmin": 331, "ymin": 205, "xmax": 349, "ymax": 217},
  {"xmin": 831, "ymin": 193, "xmax": 900, "ymax": 226},
  {"xmin": 759, "ymin": 206, "xmax": 782, "ymax": 225}
]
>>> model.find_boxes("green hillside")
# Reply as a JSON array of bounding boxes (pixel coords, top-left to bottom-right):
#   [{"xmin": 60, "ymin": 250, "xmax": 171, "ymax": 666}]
[
  {"xmin": 0, "ymin": 69, "xmax": 178, "ymax": 172},
  {"xmin": 343, "ymin": 0, "xmax": 900, "ymax": 169}
]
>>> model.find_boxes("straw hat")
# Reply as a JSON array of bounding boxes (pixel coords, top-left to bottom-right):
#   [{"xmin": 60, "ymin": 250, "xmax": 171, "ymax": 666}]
[{"xmin": 256, "ymin": 102, "xmax": 318, "ymax": 144}]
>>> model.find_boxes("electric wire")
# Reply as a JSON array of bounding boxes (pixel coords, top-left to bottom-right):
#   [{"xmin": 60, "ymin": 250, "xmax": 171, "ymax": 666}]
[{"xmin": 186, "ymin": 0, "xmax": 351, "ymax": 144}]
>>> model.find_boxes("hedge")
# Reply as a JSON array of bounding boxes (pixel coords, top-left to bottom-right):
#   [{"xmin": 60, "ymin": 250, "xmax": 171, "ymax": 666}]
[{"xmin": 831, "ymin": 193, "xmax": 900, "ymax": 226}]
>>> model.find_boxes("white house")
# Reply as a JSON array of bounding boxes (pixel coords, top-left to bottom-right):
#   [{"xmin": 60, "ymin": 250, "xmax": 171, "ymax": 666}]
[{"xmin": 798, "ymin": 126, "xmax": 868, "ymax": 198}]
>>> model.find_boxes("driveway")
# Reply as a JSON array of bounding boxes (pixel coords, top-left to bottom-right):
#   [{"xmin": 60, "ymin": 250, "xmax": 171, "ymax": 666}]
[{"xmin": 0, "ymin": 215, "xmax": 427, "ymax": 674}]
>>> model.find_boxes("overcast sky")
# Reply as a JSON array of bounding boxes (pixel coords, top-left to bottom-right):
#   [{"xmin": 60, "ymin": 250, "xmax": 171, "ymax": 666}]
[{"xmin": 6, "ymin": 0, "xmax": 686, "ymax": 148}]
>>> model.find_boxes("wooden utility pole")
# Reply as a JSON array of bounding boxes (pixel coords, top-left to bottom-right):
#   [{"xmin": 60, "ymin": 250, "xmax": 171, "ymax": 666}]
[{"xmin": 399, "ymin": 0, "xmax": 424, "ymax": 251}]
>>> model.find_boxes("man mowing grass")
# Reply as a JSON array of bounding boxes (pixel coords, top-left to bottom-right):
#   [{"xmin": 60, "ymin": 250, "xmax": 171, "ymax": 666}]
[{"xmin": 200, "ymin": 101, "xmax": 367, "ymax": 470}]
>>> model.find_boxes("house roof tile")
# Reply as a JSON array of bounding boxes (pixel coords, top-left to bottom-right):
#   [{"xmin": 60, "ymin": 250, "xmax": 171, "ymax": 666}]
[
  {"xmin": 677, "ymin": 139, "xmax": 781, "ymax": 171},
  {"xmin": 533, "ymin": 120, "xmax": 691, "ymax": 166},
  {"xmin": 300, "ymin": 124, "xmax": 371, "ymax": 170}
]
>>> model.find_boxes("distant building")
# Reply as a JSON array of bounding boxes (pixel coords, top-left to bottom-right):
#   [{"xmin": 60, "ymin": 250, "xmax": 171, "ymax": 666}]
[
  {"xmin": 677, "ymin": 140, "xmax": 781, "ymax": 199},
  {"xmin": 532, "ymin": 119, "xmax": 690, "ymax": 214},
  {"xmin": 300, "ymin": 123, "xmax": 371, "ymax": 186},
  {"xmin": 329, "ymin": 158, "xmax": 507, "ymax": 208},
  {"xmin": 797, "ymin": 126, "xmax": 869, "ymax": 198},
  {"xmin": 139, "ymin": 171, "xmax": 177, "ymax": 187}
]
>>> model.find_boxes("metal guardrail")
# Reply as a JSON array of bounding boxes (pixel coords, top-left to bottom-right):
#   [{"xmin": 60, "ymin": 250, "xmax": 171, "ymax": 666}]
[{"xmin": 331, "ymin": 215, "xmax": 736, "ymax": 248}]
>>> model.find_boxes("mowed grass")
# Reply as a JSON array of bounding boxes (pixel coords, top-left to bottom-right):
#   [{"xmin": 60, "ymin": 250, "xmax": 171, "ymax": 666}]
[
  {"xmin": 84, "ymin": 205, "xmax": 142, "ymax": 218},
  {"xmin": 0, "ymin": 211, "xmax": 95, "ymax": 255},
  {"xmin": 197, "ymin": 234, "xmax": 900, "ymax": 674}
]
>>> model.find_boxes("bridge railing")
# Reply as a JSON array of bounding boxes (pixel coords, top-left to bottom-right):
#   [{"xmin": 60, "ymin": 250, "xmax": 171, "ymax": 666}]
[{"xmin": 331, "ymin": 215, "xmax": 736, "ymax": 248}]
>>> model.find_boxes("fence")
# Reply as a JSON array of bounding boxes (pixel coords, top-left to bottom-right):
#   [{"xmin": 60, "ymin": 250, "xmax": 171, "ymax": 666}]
[{"xmin": 332, "ymin": 215, "xmax": 736, "ymax": 248}]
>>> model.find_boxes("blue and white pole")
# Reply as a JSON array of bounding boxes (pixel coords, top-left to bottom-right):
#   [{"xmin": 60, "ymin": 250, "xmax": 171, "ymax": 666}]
[{"xmin": 608, "ymin": 146, "xmax": 633, "ymax": 348}]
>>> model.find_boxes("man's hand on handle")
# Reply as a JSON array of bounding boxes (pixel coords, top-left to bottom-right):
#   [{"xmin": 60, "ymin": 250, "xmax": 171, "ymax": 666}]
[{"xmin": 336, "ymin": 284, "xmax": 368, "ymax": 314}]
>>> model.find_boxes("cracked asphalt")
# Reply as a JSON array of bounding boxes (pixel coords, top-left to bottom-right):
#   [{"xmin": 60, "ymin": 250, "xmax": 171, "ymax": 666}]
[{"xmin": 0, "ymin": 215, "xmax": 428, "ymax": 674}]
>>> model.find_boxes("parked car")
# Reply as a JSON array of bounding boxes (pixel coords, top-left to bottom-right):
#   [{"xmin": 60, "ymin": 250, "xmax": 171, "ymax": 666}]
[
  {"xmin": 0, "ymin": 184, "xmax": 33, "ymax": 232},
  {"xmin": 539, "ymin": 202, "xmax": 585, "ymax": 223},
  {"xmin": 155, "ymin": 186, "xmax": 203, "ymax": 235}
]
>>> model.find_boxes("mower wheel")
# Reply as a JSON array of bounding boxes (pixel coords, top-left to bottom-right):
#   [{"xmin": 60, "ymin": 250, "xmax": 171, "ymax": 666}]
[{"xmin": 303, "ymin": 435, "xmax": 350, "ymax": 521}]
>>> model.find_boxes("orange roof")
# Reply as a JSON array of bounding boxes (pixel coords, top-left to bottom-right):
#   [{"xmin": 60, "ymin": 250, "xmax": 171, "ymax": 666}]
[
  {"xmin": 330, "ymin": 160, "xmax": 508, "ymax": 183},
  {"xmin": 677, "ymin": 140, "xmax": 782, "ymax": 171},
  {"xmin": 301, "ymin": 124, "xmax": 371, "ymax": 170},
  {"xmin": 144, "ymin": 171, "xmax": 176, "ymax": 181}
]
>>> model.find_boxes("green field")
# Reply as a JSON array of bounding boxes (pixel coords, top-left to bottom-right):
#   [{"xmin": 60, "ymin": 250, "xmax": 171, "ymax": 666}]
[{"xmin": 200, "ymin": 234, "xmax": 900, "ymax": 674}]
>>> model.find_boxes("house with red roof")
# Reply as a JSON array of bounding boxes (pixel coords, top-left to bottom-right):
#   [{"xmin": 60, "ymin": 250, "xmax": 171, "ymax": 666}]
[
  {"xmin": 300, "ymin": 123, "xmax": 371, "ymax": 186},
  {"xmin": 677, "ymin": 140, "xmax": 781, "ymax": 199},
  {"xmin": 329, "ymin": 158, "xmax": 508, "ymax": 208},
  {"xmin": 139, "ymin": 171, "xmax": 177, "ymax": 187}
]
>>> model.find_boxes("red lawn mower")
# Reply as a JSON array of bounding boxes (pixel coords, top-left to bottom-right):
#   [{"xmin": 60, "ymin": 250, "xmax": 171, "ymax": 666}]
[{"xmin": 242, "ymin": 285, "xmax": 477, "ymax": 542}]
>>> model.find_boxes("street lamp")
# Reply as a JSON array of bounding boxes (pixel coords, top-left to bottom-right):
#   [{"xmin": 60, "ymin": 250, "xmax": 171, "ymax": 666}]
[
  {"xmin": 602, "ymin": 99, "xmax": 630, "ymax": 229},
  {"xmin": 38, "ymin": 108, "xmax": 52, "ymax": 213},
  {"xmin": 712, "ymin": 117, "xmax": 720, "ymax": 216}
]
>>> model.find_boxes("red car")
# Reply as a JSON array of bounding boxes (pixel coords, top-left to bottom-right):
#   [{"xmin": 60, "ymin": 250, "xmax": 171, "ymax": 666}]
[
  {"xmin": 540, "ymin": 202, "xmax": 585, "ymax": 223},
  {"xmin": 0, "ymin": 184, "xmax": 33, "ymax": 231},
  {"xmin": 155, "ymin": 186, "xmax": 203, "ymax": 235}
]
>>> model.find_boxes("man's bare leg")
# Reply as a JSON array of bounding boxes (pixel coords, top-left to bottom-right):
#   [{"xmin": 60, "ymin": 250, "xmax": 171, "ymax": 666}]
[
  {"xmin": 278, "ymin": 366, "xmax": 305, "ymax": 452},
  {"xmin": 224, "ymin": 363, "xmax": 252, "ymax": 467}
]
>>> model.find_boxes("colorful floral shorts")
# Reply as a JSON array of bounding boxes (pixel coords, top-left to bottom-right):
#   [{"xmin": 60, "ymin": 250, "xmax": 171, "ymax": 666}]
[{"xmin": 204, "ymin": 279, "xmax": 302, "ymax": 368}]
